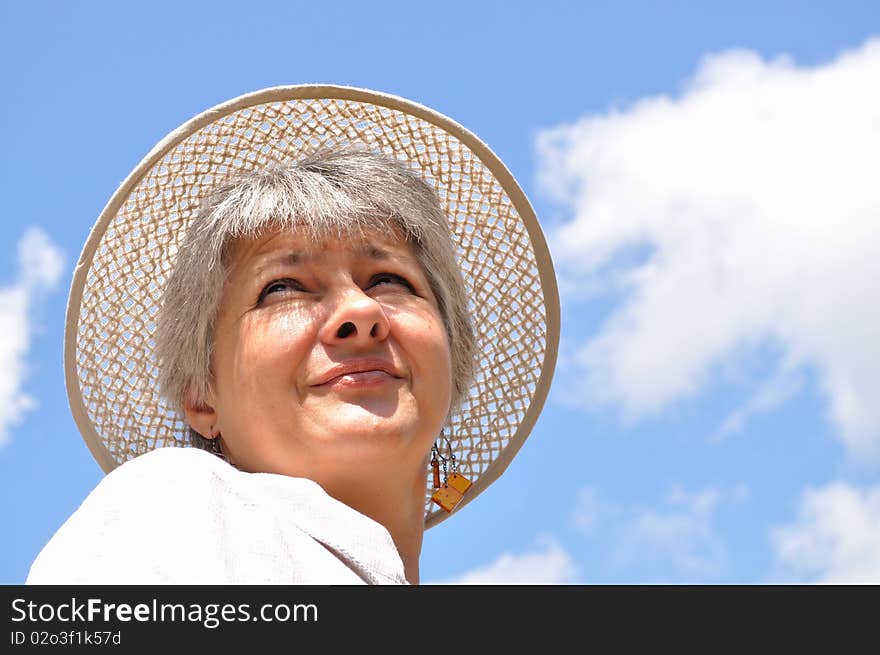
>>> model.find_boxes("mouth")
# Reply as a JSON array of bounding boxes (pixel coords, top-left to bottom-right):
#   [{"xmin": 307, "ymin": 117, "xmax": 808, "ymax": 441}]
[{"xmin": 312, "ymin": 360, "xmax": 404, "ymax": 388}]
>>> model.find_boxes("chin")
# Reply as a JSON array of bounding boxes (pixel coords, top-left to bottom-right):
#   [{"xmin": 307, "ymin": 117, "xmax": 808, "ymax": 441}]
[{"xmin": 324, "ymin": 406, "xmax": 428, "ymax": 445}]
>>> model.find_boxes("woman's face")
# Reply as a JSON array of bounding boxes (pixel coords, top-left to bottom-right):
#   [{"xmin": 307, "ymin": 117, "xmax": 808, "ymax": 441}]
[{"xmin": 186, "ymin": 225, "xmax": 453, "ymax": 491}]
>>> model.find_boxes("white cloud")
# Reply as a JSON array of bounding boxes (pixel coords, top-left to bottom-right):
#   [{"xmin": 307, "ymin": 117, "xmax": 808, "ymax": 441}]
[
  {"xmin": 712, "ymin": 369, "xmax": 804, "ymax": 442},
  {"xmin": 770, "ymin": 482, "xmax": 880, "ymax": 584},
  {"xmin": 571, "ymin": 483, "xmax": 748, "ymax": 581},
  {"xmin": 537, "ymin": 39, "xmax": 880, "ymax": 456},
  {"xmin": 429, "ymin": 538, "xmax": 578, "ymax": 584},
  {"xmin": 0, "ymin": 228, "xmax": 64, "ymax": 446},
  {"xmin": 571, "ymin": 485, "xmax": 602, "ymax": 534},
  {"xmin": 616, "ymin": 485, "xmax": 729, "ymax": 578}
]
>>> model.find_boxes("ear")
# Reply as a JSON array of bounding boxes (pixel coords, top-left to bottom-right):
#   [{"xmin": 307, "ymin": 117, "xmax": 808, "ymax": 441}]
[{"xmin": 182, "ymin": 389, "xmax": 219, "ymax": 439}]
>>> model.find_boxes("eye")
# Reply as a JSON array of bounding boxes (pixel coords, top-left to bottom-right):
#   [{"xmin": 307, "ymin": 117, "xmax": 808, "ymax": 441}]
[
  {"xmin": 369, "ymin": 272, "xmax": 415, "ymax": 292},
  {"xmin": 257, "ymin": 278, "xmax": 304, "ymax": 303}
]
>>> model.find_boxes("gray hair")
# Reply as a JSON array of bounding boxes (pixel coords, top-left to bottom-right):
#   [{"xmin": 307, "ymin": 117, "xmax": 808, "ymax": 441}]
[{"xmin": 154, "ymin": 149, "xmax": 476, "ymax": 449}]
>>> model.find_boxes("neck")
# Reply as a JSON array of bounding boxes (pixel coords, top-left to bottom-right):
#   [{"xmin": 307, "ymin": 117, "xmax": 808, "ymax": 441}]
[{"xmin": 327, "ymin": 463, "xmax": 428, "ymax": 585}]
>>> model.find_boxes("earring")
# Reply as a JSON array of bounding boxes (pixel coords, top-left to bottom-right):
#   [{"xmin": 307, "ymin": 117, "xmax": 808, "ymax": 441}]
[
  {"xmin": 430, "ymin": 433, "xmax": 472, "ymax": 513},
  {"xmin": 431, "ymin": 446, "xmax": 442, "ymax": 490},
  {"xmin": 209, "ymin": 430, "xmax": 223, "ymax": 456}
]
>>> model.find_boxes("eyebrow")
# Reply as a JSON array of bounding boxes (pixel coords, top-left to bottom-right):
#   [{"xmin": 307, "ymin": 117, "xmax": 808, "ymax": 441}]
[
  {"xmin": 357, "ymin": 244, "xmax": 392, "ymax": 261},
  {"xmin": 255, "ymin": 243, "xmax": 412, "ymax": 273}
]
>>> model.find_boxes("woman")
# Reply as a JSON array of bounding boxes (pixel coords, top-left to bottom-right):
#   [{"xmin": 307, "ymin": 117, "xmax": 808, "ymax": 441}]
[{"xmin": 27, "ymin": 86, "xmax": 559, "ymax": 584}]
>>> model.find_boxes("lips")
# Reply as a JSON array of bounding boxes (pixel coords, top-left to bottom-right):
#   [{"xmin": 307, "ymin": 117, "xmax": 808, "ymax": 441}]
[{"xmin": 311, "ymin": 359, "xmax": 404, "ymax": 387}]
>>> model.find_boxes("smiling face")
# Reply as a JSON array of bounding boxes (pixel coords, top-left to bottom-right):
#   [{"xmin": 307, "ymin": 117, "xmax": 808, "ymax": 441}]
[{"xmin": 183, "ymin": 225, "xmax": 453, "ymax": 495}]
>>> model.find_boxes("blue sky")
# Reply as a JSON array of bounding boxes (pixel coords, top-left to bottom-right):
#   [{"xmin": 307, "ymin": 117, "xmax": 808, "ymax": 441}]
[{"xmin": 3, "ymin": 0, "xmax": 879, "ymax": 584}]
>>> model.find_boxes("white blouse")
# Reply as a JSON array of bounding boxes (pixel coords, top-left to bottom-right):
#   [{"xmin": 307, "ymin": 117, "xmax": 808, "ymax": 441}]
[{"xmin": 27, "ymin": 447, "xmax": 408, "ymax": 584}]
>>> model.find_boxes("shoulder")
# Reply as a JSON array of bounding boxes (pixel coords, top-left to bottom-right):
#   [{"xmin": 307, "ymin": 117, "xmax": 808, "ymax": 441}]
[
  {"xmin": 27, "ymin": 447, "xmax": 407, "ymax": 584},
  {"xmin": 101, "ymin": 446, "xmax": 230, "ymax": 488},
  {"xmin": 26, "ymin": 448, "xmax": 238, "ymax": 584},
  {"xmin": 60, "ymin": 447, "xmax": 235, "ymax": 517}
]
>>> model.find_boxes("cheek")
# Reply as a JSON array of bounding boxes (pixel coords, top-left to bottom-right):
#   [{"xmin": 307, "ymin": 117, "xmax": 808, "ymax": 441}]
[
  {"xmin": 220, "ymin": 310, "xmax": 318, "ymax": 389},
  {"xmin": 434, "ymin": 326, "xmax": 453, "ymax": 376},
  {"xmin": 406, "ymin": 314, "xmax": 453, "ymax": 390},
  {"xmin": 421, "ymin": 323, "xmax": 454, "ymax": 425}
]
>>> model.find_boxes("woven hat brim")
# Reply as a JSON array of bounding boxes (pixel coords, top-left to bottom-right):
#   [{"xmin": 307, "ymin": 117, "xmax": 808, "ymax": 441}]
[{"xmin": 64, "ymin": 85, "xmax": 560, "ymax": 528}]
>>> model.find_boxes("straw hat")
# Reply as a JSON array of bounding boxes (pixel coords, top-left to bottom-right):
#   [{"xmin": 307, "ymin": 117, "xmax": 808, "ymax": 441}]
[{"xmin": 65, "ymin": 85, "xmax": 559, "ymax": 528}]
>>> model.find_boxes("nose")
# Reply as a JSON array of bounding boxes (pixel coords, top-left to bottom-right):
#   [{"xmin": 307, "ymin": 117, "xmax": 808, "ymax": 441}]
[{"xmin": 320, "ymin": 285, "xmax": 391, "ymax": 346}]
